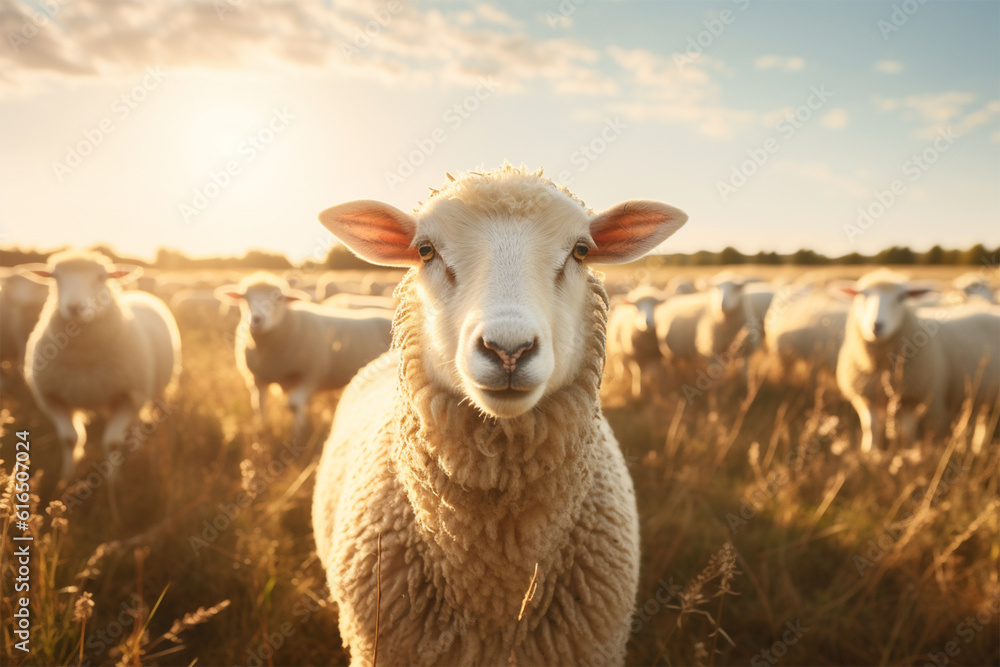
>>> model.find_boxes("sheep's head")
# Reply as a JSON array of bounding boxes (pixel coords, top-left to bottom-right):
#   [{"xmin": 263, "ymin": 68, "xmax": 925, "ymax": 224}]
[
  {"xmin": 21, "ymin": 251, "xmax": 140, "ymax": 323},
  {"xmin": 838, "ymin": 270, "xmax": 930, "ymax": 343},
  {"xmin": 319, "ymin": 167, "xmax": 686, "ymax": 418},
  {"xmin": 706, "ymin": 274, "xmax": 748, "ymax": 319},
  {"xmin": 217, "ymin": 275, "xmax": 310, "ymax": 335},
  {"xmin": 624, "ymin": 287, "xmax": 664, "ymax": 334}
]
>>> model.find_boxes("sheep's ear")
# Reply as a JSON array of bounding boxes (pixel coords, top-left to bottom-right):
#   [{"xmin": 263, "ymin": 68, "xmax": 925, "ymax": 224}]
[
  {"xmin": 17, "ymin": 264, "xmax": 53, "ymax": 283},
  {"xmin": 586, "ymin": 201, "xmax": 687, "ymax": 265},
  {"xmin": 283, "ymin": 289, "xmax": 312, "ymax": 303},
  {"xmin": 905, "ymin": 287, "xmax": 931, "ymax": 300},
  {"xmin": 830, "ymin": 281, "xmax": 859, "ymax": 298},
  {"xmin": 318, "ymin": 200, "xmax": 420, "ymax": 267},
  {"xmin": 214, "ymin": 285, "xmax": 245, "ymax": 304},
  {"xmin": 108, "ymin": 264, "xmax": 142, "ymax": 283}
]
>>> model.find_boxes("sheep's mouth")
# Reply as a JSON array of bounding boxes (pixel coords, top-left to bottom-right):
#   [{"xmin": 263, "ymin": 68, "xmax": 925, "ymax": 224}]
[{"xmin": 480, "ymin": 387, "xmax": 533, "ymax": 400}]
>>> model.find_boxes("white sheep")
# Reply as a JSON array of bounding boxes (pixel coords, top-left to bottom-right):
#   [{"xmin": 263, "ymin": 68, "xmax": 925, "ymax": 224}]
[
  {"xmin": 606, "ymin": 285, "xmax": 666, "ymax": 398},
  {"xmin": 761, "ymin": 284, "xmax": 849, "ymax": 383},
  {"xmin": 694, "ymin": 273, "xmax": 762, "ymax": 360},
  {"xmin": 321, "ymin": 292, "xmax": 398, "ymax": 311},
  {"xmin": 312, "ymin": 165, "xmax": 687, "ymax": 665},
  {"xmin": 952, "ymin": 272, "xmax": 998, "ymax": 304},
  {"xmin": 217, "ymin": 273, "xmax": 392, "ymax": 438},
  {"xmin": 1, "ymin": 270, "xmax": 49, "ymax": 375},
  {"xmin": 22, "ymin": 250, "xmax": 180, "ymax": 481},
  {"xmin": 665, "ymin": 275, "xmax": 697, "ymax": 297},
  {"xmin": 836, "ymin": 269, "xmax": 1000, "ymax": 452}
]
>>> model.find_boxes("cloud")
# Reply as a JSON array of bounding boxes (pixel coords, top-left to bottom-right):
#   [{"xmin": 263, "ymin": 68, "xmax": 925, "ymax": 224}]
[
  {"xmin": 753, "ymin": 55, "xmax": 805, "ymax": 72},
  {"xmin": 605, "ymin": 46, "xmax": 754, "ymax": 138},
  {"xmin": 819, "ymin": 108, "xmax": 849, "ymax": 130},
  {"xmin": 872, "ymin": 91, "xmax": 998, "ymax": 139},
  {"xmin": 778, "ymin": 161, "xmax": 867, "ymax": 198},
  {"xmin": 873, "ymin": 60, "xmax": 903, "ymax": 74}
]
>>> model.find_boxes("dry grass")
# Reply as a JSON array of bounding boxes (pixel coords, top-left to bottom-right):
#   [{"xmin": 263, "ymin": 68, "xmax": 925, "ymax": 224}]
[{"xmin": 2, "ymin": 266, "xmax": 999, "ymax": 666}]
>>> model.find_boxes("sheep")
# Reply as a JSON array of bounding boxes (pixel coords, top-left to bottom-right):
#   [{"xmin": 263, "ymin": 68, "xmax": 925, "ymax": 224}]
[
  {"xmin": 665, "ymin": 275, "xmax": 697, "ymax": 297},
  {"xmin": 168, "ymin": 288, "xmax": 238, "ymax": 329},
  {"xmin": 836, "ymin": 269, "xmax": 1000, "ymax": 452},
  {"xmin": 693, "ymin": 273, "xmax": 762, "ymax": 360},
  {"xmin": 952, "ymin": 272, "xmax": 998, "ymax": 304},
  {"xmin": 312, "ymin": 165, "xmax": 687, "ymax": 665},
  {"xmin": 217, "ymin": 273, "xmax": 393, "ymax": 438},
  {"xmin": 606, "ymin": 285, "xmax": 666, "ymax": 398},
  {"xmin": 321, "ymin": 293, "xmax": 398, "ymax": 311},
  {"xmin": 22, "ymin": 250, "xmax": 180, "ymax": 482},
  {"xmin": 761, "ymin": 284, "xmax": 849, "ymax": 384},
  {"xmin": 0, "ymin": 271, "xmax": 49, "ymax": 375}
]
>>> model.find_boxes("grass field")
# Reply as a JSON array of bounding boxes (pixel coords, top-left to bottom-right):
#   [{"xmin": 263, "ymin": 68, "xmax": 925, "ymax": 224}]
[{"xmin": 2, "ymin": 266, "xmax": 998, "ymax": 666}]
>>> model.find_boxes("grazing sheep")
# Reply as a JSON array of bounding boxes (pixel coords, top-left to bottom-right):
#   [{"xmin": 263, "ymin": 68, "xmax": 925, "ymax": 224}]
[
  {"xmin": 694, "ymin": 273, "xmax": 760, "ymax": 360},
  {"xmin": 952, "ymin": 272, "xmax": 998, "ymax": 304},
  {"xmin": 836, "ymin": 269, "xmax": 1000, "ymax": 452},
  {"xmin": 22, "ymin": 250, "xmax": 180, "ymax": 481},
  {"xmin": 0, "ymin": 271, "xmax": 49, "ymax": 375},
  {"xmin": 762, "ymin": 285, "xmax": 849, "ymax": 383},
  {"xmin": 312, "ymin": 165, "xmax": 687, "ymax": 665},
  {"xmin": 321, "ymin": 293, "xmax": 398, "ymax": 311},
  {"xmin": 665, "ymin": 275, "xmax": 697, "ymax": 297},
  {"xmin": 607, "ymin": 285, "xmax": 666, "ymax": 397},
  {"xmin": 218, "ymin": 274, "xmax": 392, "ymax": 437}
]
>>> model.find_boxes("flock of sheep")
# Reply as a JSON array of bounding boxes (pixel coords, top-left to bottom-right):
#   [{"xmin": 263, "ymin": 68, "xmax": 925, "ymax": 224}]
[{"xmin": 2, "ymin": 164, "xmax": 998, "ymax": 665}]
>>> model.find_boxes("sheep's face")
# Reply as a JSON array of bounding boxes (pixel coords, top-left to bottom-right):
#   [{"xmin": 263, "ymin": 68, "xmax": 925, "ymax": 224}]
[
  {"xmin": 709, "ymin": 280, "xmax": 745, "ymax": 319},
  {"xmin": 24, "ymin": 258, "xmax": 139, "ymax": 323},
  {"xmin": 319, "ymin": 175, "xmax": 688, "ymax": 419},
  {"xmin": 628, "ymin": 296, "xmax": 660, "ymax": 334},
  {"xmin": 842, "ymin": 280, "xmax": 928, "ymax": 343},
  {"xmin": 229, "ymin": 282, "xmax": 302, "ymax": 335},
  {"xmin": 411, "ymin": 198, "xmax": 596, "ymax": 418}
]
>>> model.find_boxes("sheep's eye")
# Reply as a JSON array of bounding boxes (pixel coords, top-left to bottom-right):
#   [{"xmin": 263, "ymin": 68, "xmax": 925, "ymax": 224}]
[
  {"xmin": 572, "ymin": 243, "xmax": 590, "ymax": 261},
  {"xmin": 417, "ymin": 243, "xmax": 435, "ymax": 262}
]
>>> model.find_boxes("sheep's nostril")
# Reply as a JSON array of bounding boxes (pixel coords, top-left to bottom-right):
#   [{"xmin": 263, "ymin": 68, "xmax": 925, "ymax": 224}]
[
  {"xmin": 481, "ymin": 337, "xmax": 537, "ymax": 373},
  {"xmin": 873, "ymin": 322, "xmax": 884, "ymax": 336},
  {"xmin": 251, "ymin": 315, "xmax": 262, "ymax": 326},
  {"xmin": 68, "ymin": 304, "xmax": 83, "ymax": 317}
]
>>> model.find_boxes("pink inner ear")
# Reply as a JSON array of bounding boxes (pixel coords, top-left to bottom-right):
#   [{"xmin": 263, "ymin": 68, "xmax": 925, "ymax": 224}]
[
  {"xmin": 838, "ymin": 287, "xmax": 859, "ymax": 297},
  {"xmin": 284, "ymin": 295, "xmax": 301, "ymax": 302},
  {"xmin": 906, "ymin": 288, "xmax": 930, "ymax": 299},
  {"xmin": 225, "ymin": 292, "xmax": 244, "ymax": 301},
  {"xmin": 319, "ymin": 201, "xmax": 420, "ymax": 267},
  {"xmin": 108, "ymin": 270, "xmax": 133, "ymax": 280},
  {"xmin": 587, "ymin": 201, "xmax": 687, "ymax": 264},
  {"xmin": 32, "ymin": 270, "xmax": 54, "ymax": 278}
]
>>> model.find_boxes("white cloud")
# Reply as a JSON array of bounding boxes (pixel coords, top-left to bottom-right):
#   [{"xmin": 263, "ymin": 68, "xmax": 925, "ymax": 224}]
[
  {"xmin": 475, "ymin": 3, "xmax": 521, "ymax": 29},
  {"xmin": 872, "ymin": 91, "xmax": 998, "ymax": 139},
  {"xmin": 873, "ymin": 60, "xmax": 904, "ymax": 74},
  {"xmin": 778, "ymin": 161, "xmax": 867, "ymax": 198},
  {"xmin": 753, "ymin": 55, "xmax": 805, "ymax": 72},
  {"xmin": 819, "ymin": 108, "xmax": 849, "ymax": 130}
]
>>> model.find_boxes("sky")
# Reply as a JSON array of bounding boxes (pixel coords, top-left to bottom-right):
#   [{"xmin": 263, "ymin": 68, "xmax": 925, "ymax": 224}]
[{"xmin": 1, "ymin": 0, "xmax": 998, "ymax": 263}]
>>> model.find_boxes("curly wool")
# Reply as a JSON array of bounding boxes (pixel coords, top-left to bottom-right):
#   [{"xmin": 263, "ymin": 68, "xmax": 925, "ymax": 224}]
[{"xmin": 313, "ymin": 268, "xmax": 641, "ymax": 666}]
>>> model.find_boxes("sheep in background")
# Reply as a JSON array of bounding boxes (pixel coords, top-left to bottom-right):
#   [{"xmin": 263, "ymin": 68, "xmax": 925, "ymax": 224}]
[
  {"xmin": 836, "ymin": 269, "xmax": 1000, "ymax": 452},
  {"xmin": 665, "ymin": 275, "xmax": 697, "ymax": 297},
  {"xmin": 0, "ymin": 271, "xmax": 49, "ymax": 375},
  {"xmin": 694, "ymin": 273, "xmax": 761, "ymax": 360},
  {"xmin": 218, "ymin": 273, "xmax": 392, "ymax": 438},
  {"xmin": 22, "ymin": 250, "xmax": 180, "ymax": 482},
  {"xmin": 761, "ymin": 283, "xmax": 849, "ymax": 386},
  {"xmin": 952, "ymin": 272, "xmax": 998, "ymax": 304},
  {"xmin": 169, "ymin": 288, "xmax": 238, "ymax": 329},
  {"xmin": 313, "ymin": 165, "xmax": 687, "ymax": 665},
  {"xmin": 321, "ymin": 292, "xmax": 398, "ymax": 311},
  {"xmin": 607, "ymin": 285, "xmax": 666, "ymax": 398}
]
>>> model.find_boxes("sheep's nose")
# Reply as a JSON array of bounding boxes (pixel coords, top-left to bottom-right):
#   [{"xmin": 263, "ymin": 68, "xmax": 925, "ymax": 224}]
[
  {"xmin": 67, "ymin": 304, "xmax": 84, "ymax": 318},
  {"xmin": 873, "ymin": 321, "xmax": 884, "ymax": 336},
  {"xmin": 479, "ymin": 337, "xmax": 537, "ymax": 373},
  {"xmin": 251, "ymin": 314, "xmax": 263, "ymax": 327}
]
